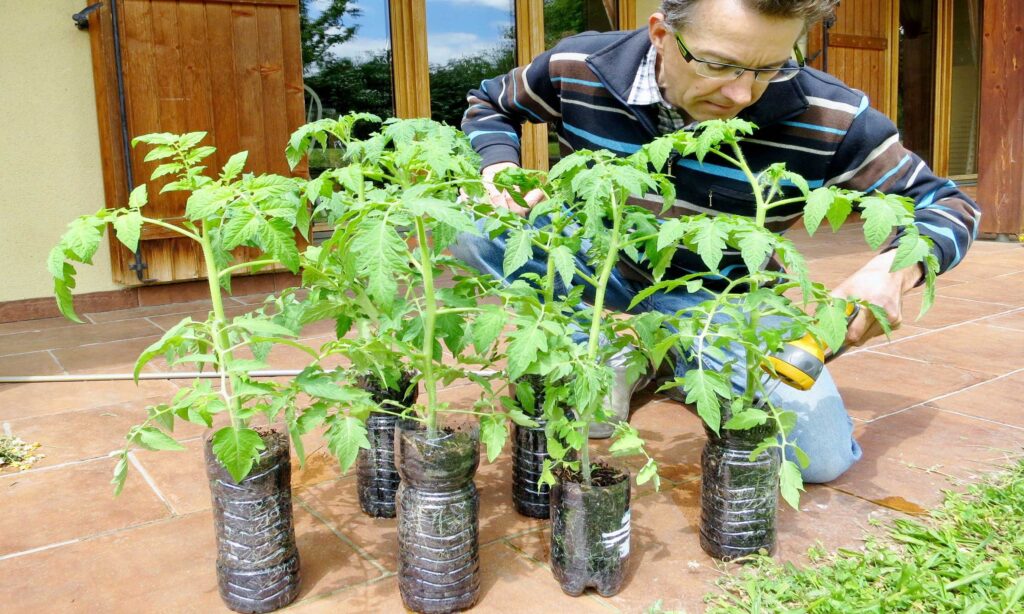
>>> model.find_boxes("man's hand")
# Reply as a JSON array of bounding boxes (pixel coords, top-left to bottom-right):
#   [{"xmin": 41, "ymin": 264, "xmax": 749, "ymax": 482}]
[
  {"xmin": 482, "ymin": 162, "xmax": 546, "ymax": 216},
  {"xmin": 832, "ymin": 250, "xmax": 924, "ymax": 347}
]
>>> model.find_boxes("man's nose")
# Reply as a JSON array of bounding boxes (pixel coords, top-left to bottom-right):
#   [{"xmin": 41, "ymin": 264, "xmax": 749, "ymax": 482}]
[{"xmin": 719, "ymin": 71, "xmax": 758, "ymax": 106}]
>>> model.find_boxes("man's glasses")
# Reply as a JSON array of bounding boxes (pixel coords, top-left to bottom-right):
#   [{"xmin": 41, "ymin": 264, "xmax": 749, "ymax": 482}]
[{"xmin": 674, "ymin": 32, "xmax": 804, "ymax": 83}]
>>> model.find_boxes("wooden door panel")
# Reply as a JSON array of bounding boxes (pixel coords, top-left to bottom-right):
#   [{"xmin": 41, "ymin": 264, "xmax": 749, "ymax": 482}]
[
  {"xmin": 822, "ymin": 0, "xmax": 897, "ymax": 121},
  {"xmin": 89, "ymin": 0, "xmax": 305, "ymax": 285}
]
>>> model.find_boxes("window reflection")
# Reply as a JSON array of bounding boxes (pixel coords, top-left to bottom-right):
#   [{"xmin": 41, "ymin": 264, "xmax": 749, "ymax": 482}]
[
  {"xmin": 425, "ymin": 0, "xmax": 517, "ymax": 129},
  {"xmin": 300, "ymin": 0, "xmax": 395, "ymax": 129}
]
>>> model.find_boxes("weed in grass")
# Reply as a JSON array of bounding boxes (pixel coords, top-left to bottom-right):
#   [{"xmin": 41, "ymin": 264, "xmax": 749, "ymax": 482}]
[{"xmin": 704, "ymin": 456, "xmax": 1024, "ymax": 613}]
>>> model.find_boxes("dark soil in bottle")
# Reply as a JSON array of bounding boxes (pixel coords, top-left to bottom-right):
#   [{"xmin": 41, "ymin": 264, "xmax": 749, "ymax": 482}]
[
  {"xmin": 395, "ymin": 422, "xmax": 480, "ymax": 613},
  {"xmin": 512, "ymin": 420, "xmax": 550, "ymax": 518},
  {"xmin": 356, "ymin": 372, "xmax": 418, "ymax": 518},
  {"xmin": 550, "ymin": 463, "xmax": 631, "ymax": 598},
  {"xmin": 699, "ymin": 417, "xmax": 781, "ymax": 561},
  {"xmin": 205, "ymin": 428, "xmax": 300, "ymax": 614}
]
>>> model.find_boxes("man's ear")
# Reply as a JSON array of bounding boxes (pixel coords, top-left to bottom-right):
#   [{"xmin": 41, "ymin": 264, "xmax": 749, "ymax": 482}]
[{"xmin": 648, "ymin": 12, "xmax": 670, "ymax": 54}]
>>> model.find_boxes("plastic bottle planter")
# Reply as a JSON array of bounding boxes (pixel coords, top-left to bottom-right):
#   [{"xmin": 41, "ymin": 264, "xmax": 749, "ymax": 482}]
[
  {"xmin": 512, "ymin": 420, "xmax": 550, "ymax": 518},
  {"xmin": 550, "ymin": 465, "xmax": 631, "ymax": 597},
  {"xmin": 395, "ymin": 422, "xmax": 481, "ymax": 613},
  {"xmin": 356, "ymin": 373, "xmax": 418, "ymax": 518},
  {"xmin": 205, "ymin": 429, "xmax": 300, "ymax": 614},
  {"xmin": 699, "ymin": 417, "xmax": 781, "ymax": 561}
]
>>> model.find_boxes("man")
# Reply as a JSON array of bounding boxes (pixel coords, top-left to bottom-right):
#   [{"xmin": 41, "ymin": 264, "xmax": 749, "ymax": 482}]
[{"xmin": 453, "ymin": 0, "xmax": 980, "ymax": 482}]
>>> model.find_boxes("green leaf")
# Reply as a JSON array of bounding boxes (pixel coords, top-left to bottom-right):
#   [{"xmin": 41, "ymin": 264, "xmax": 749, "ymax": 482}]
[
  {"xmin": 803, "ymin": 188, "xmax": 834, "ymax": 235},
  {"xmin": 693, "ymin": 219, "xmax": 727, "ymax": 272},
  {"xmin": 221, "ymin": 151, "xmax": 248, "ymax": 182},
  {"xmin": 64, "ymin": 217, "xmax": 103, "ymax": 263},
  {"xmin": 260, "ymin": 218, "xmax": 300, "ymax": 273},
  {"xmin": 779, "ymin": 459, "xmax": 805, "ymax": 509},
  {"xmin": 480, "ymin": 414, "xmax": 508, "ymax": 463},
  {"xmin": 683, "ymin": 368, "xmax": 728, "ymax": 433},
  {"xmin": 47, "ymin": 245, "xmax": 67, "ymax": 280},
  {"xmin": 637, "ymin": 458, "xmax": 660, "ymax": 490},
  {"xmin": 793, "ymin": 445, "xmax": 811, "ymax": 469},
  {"xmin": 657, "ymin": 218, "xmax": 688, "ymax": 250},
  {"xmin": 609, "ymin": 427, "xmax": 644, "ymax": 456},
  {"xmin": 508, "ymin": 408, "xmax": 539, "ymax": 428},
  {"xmin": 471, "ymin": 306, "xmax": 505, "ymax": 353},
  {"xmin": 113, "ymin": 210, "xmax": 143, "ymax": 252},
  {"xmin": 54, "ymin": 269, "xmax": 82, "ymax": 323},
  {"xmin": 406, "ymin": 197, "xmax": 478, "ymax": 234},
  {"xmin": 185, "ymin": 186, "xmax": 232, "ymax": 220},
  {"xmin": 891, "ymin": 229, "xmax": 931, "ymax": 273},
  {"xmin": 644, "ymin": 136, "xmax": 675, "ymax": 171},
  {"xmin": 222, "ymin": 209, "xmax": 263, "ymax": 249},
  {"xmin": 132, "ymin": 426, "xmax": 185, "ymax": 451},
  {"xmin": 825, "ymin": 192, "xmax": 854, "ymax": 232},
  {"xmin": 736, "ymin": 226, "xmax": 774, "ymax": 273},
  {"xmin": 860, "ymin": 196, "xmax": 900, "ymax": 249},
  {"xmin": 723, "ymin": 408, "xmax": 769, "ymax": 430},
  {"xmin": 232, "ymin": 317, "xmax": 298, "ymax": 338},
  {"xmin": 506, "ymin": 322, "xmax": 548, "ymax": 380},
  {"xmin": 128, "ymin": 184, "xmax": 149, "ymax": 210},
  {"xmin": 550, "ymin": 244, "xmax": 577, "ymax": 290},
  {"xmin": 326, "ymin": 415, "xmax": 370, "ymax": 473},
  {"xmin": 210, "ymin": 427, "xmax": 266, "ymax": 483},
  {"xmin": 112, "ymin": 453, "xmax": 129, "ymax": 496},
  {"xmin": 816, "ymin": 301, "xmax": 850, "ymax": 353},
  {"xmin": 351, "ymin": 215, "xmax": 406, "ymax": 307},
  {"xmin": 502, "ymin": 228, "xmax": 534, "ymax": 277}
]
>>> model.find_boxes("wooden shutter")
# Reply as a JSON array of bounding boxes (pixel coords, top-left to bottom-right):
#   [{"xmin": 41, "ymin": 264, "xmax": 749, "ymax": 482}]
[
  {"xmin": 87, "ymin": 0, "xmax": 306, "ymax": 286},
  {"xmin": 815, "ymin": 0, "xmax": 899, "ymax": 121}
]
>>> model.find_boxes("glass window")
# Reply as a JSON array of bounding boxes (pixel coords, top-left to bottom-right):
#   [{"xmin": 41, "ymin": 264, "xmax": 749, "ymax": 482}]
[
  {"xmin": 946, "ymin": 0, "xmax": 982, "ymax": 179},
  {"xmin": 545, "ymin": 0, "xmax": 618, "ymax": 165},
  {"xmin": 425, "ymin": 0, "xmax": 517, "ymax": 130},
  {"xmin": 300, "ymin": 0, "xmax": 395, "ymax": 173},
  {"xmin": 898, "ymin": 0, "xmax": 937, "ymax": 167}
]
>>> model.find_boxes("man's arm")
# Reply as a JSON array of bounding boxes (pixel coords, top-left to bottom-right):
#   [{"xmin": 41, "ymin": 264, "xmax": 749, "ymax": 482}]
[
  {"xmin": 825, "ymin": 104, "xmax": 981, "ymax": 344},
  {"xmin": 461, "ymin": 48, "xmax": 566, "ymax": 212}
]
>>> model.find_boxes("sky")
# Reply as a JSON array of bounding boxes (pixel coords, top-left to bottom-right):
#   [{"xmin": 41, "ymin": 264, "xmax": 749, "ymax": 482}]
[{"xmin": 307, "ymin": 0, "xmax": 515, "ymax": 65}]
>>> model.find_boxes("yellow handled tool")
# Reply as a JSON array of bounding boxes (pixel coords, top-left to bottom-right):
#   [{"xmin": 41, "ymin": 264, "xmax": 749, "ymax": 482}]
[{"xmin": 761, "ymin": 303, "xmax": 860, "ymax": 393}]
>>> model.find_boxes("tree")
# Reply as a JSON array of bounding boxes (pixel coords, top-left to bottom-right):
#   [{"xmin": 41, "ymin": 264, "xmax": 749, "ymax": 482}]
[{"xmin": 300, "ymin": 0, "xmax": 362, "ymax": 72}]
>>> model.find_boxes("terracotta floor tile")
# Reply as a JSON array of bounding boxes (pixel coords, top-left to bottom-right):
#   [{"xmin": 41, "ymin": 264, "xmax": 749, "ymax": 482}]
[
  {"xmin": 868, "ymin": 322, "xmax": 1024, "ymax": 377},
  {"xmin": 925, "ymin": 371, "xmax": 1024, "ymax": 429},
  {"xmin": 0, "ymin": 319, "xmax": 162, "ymax": 357},
  {"xmin": 938, "ymin": 247, "xmax": 1024, "ymax": 283},
  {"xmin": 940, "ymin": 271, "xmax": 1024, "ymax": 306},
  {"xmin": 899, "ymin": 294, "xmax": 1016, "ymax": 329},
  {"xmin": 84, "ymin": 299, "xmax": 214, "ymax": 324},
  {"xmin": 0, "ymin": 350, "xmax": 63, "ymax": 377},
  {"xmin": 984, "ymin": 309, "xmax": 1024, "ymax": 331},
  {"xmin": 286, "ymin": 575, "xmax": 404, "ymax": 613},
  {"xmin": 477, "ymin": 449, "xmax": 549, "ymax": 545},
  {"xmin": 831, "ymin": 405, "xmax": 1023, "ymax": 510},
  {"xmin": 829, "ymin": 351, "xmax": 986, "ymax": 421},
  {"xmin": 0, "ymin": 457, "xmax": 170, "ymax": 556},
  {"xmin": 51, "ymin": 335, "xmax": 163, "ymax": 374},
  {"xmin": 859, "ymin": 323, "xmax": 929, "ymax": 348},
  {"xmin": 296, "ymin": 476, "xmax": 400, "ymax": 572},
  {"xmin": 0, "ymin": 505, "xmax": 380, "ymax": 613},
  {"xmin": 0, "ymin": 316, "xmax": 81, "ymax": 336},
  {"xmin": 131, "ymin": 438, "xmax": 214, "ymax": 516},
  {"xmin": 0, "ymin": 378, "xmax": 178, "ymax": 421},
  {"xmin": 3, "ymin": 399, "xmax": 177, "ymax": 468}
]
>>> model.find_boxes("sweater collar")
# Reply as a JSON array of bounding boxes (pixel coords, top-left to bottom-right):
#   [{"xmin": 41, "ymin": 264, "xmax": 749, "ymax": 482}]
[{"xmin": 587, "ymin": 28, "xmax": 810, "ymax": 128}]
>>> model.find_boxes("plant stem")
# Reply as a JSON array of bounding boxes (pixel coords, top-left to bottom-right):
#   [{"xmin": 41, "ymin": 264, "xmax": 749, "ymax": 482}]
[
  {"xmin": 141, "ymin": 216, "xmax": 202, "ymax": 243},
  {"xmin": 218, "ymin": 259, "xmax": 279, "ymax": 279},
  {"xmin": 582, "ymin": 187, "xmax": 623, "ymax": 486},
  {"xmin": 415, "ymin": 216, "xmax": 440, "ymax": 435},
  {"xmin": 199, "ymin": 222, "xmax": 242, "ymax": 430},
  {"xmin": 728, "ymin": 142, "xmax": 769, "ymax": 228}
]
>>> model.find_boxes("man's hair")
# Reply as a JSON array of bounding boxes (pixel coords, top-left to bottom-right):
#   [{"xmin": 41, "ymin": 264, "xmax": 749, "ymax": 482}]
[{"xmin": 660, "ymin": 0, "xmax": 838, "ymax": 31}]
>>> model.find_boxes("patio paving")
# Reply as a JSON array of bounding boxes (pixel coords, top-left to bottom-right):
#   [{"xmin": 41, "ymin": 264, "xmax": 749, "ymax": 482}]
[{"xmin": 2, "ymin": 223, "xmax": 1023, "ymax": 613}]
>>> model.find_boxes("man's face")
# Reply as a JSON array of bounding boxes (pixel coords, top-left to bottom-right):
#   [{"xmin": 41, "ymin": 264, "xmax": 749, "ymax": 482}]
[{"xmin": 648, "ymin": 0, "xmax": 805, "ymax": 121}]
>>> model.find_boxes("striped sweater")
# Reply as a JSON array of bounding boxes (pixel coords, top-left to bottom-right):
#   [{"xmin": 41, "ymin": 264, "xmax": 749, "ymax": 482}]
[{"xmin": 462, "ymin": 28, "xmax": 980, "ymax": 282}]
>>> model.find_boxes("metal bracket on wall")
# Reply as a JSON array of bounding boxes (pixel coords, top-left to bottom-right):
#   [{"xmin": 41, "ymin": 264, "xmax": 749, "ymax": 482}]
[{"xmin": 72, "ymin": 2, "xmax": 103, "ymax": 30}]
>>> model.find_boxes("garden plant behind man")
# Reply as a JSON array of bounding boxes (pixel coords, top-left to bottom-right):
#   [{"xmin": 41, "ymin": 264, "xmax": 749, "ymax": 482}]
[{"xmin": 452, "ymin": 0, "xmax": 980, "ymax": 482}]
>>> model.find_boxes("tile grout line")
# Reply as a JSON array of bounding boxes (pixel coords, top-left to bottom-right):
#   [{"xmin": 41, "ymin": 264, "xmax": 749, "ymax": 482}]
[
  {"xmin": 920, "ymin": 406, "xmax": 1024, "ymax": 432},
  {"xmin": 0, "ymin": 453, "xmax": 109, "ymax": 479},
  {"xmin": 128, "ymin": 451, "xmax": 176, "ymax": 515},
  {"xmin": 290, "ymin": 571, "xmax": 398, "ymax": 607},
  {"xmin": 0, "ymin": 510, "xmax": 206, "ymax": 563},
  {"xmin": 0, "ymin": 539, "xmax": 82, "ymax": 563},
  {"xmin": 293, "ymin": 497, "xmax": 390, "ymax": 575},
  {"xmin": 47, "ymin": 349, "xmax": 68, "ymax": 375},
  {"xmin": 864, "ymin": 366, "xmax": 1024, "ymax": 424},
  {"xmin": 848, "ymin": 303, "xmax": 1024, "ymax": 356}
]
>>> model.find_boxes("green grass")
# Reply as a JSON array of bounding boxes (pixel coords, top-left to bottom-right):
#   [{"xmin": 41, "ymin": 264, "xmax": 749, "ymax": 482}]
[{"xmin": 705, "ymin": 454, "xmax": 1024, "ymax": 613}]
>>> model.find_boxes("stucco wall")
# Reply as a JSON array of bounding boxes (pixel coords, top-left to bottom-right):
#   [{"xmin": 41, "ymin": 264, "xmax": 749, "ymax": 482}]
[
  {"xmin": 0, "ymin": 0, "xmax": 119, "ymax": 303},
  {"xmin": 636, "ymin": 0, "xmax": 660, "ymax": 25}
]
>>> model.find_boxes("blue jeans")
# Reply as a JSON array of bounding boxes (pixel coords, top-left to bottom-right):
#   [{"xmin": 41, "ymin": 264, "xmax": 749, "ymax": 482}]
[{"xmin": 451, "ymin": 223, "xmax": 862, "ymax": 484}]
